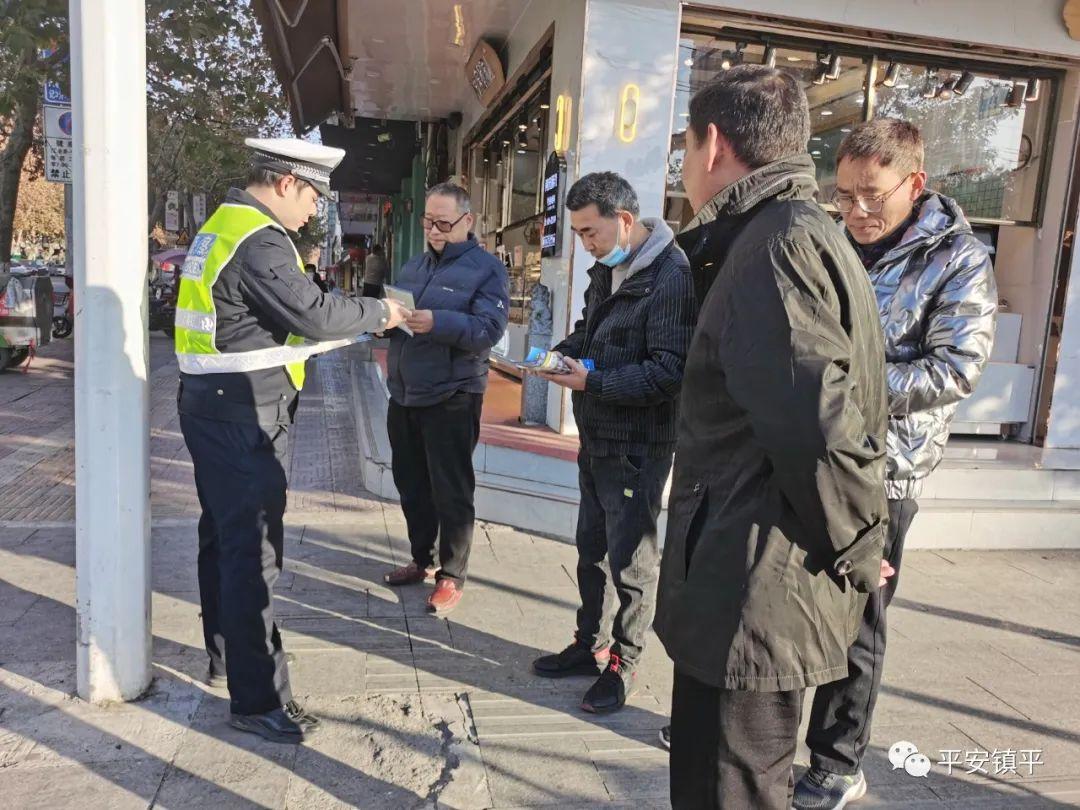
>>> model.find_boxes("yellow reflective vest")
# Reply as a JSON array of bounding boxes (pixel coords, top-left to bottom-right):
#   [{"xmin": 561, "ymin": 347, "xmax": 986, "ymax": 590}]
[{"xmin": 174, "ymin": 203, "xmax": 310, "ymax": 389}]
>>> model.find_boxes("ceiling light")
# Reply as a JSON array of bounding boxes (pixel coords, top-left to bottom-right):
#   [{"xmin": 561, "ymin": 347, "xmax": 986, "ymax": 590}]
[
  {"xmin": 1025, "ymin": 78, "xmax": 1041, "ymax": 102},
  {"xmin": 954, "ymin": 71, "xmax": 976, "ymax": 96},
  {"xmin": 922, "ymin": 69, "xmax": 938, "ymax": 99},
  {"xmin": 820, "ymin": 109, "xmax": 833, "ymax": 116},
  {"xmin": 721, "ymin": 51, "xmax": 733, "ymax": 70},
  {"xmin": 811, "ymin": 136, "xmax": 822, "ymax": 142},
  {"xmin": 679, "ymin": 112, "xmax": 689, "ymax": 118},
  {"xmin": 518, "ymin": 122, "xmax": 528, "ymax": 131},
  {"xmin": 377, "ymin": 132, "xmax": 391, "ymax": 143},
  {"xmin": 786, "ymin": 55, "xmax": 801, "ymax": 62},
  {"xmin": 540, "ymin": 102, "xmax": 550, "ymax": 109},
  {"xmin": 371, "ymin": 37, "xmax": 386, "ymax": 44},
  {"xmin": 937, "ymin": 75, "xmax": 958, "ymax": 100},
  {"xmin": 366, "ymin": 71, "xmax": 380, "ymax": 78},
  {"xmin": 811, "ymin": 150, "xmax": 822, "ymax": 156},
  {"xmin": 763, "ymin": 46, "xmax": 777, "ymax": 68},
  {"xmin": 826, "ymin": 53, "xmax": 842, "ymax": 80},
  {"xmin": 882, "ymin": 61, "xmax": 901, "ymax": 88},
  {"xmin": 684, "ymin": 57, "xmax": 694, "ymax": 67},
  {"xmin": 840, "ymin": 127, "xmax": 852, "ymax": 133},
  {"xmin": 1007, "ymin": 80, "xmax": 1028, "ymax": 108}
]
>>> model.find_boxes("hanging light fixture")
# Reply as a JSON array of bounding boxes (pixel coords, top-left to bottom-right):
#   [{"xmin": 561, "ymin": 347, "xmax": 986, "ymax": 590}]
[
  {"xmin": 882, "ymin": 61, "xmax": 902, "ymax": 88},
  {"xmin": 937, "ymin": 74, "xmax": 959, "ymax": 100},
  {"xmin": 1007, "ymin": 80, "xmax": 1028, "ymax": 108},
  {"xmin": 763, "ymin": 45, "xmax": 777, "ymax": 68},
  {"xmin": 812, "ymin": 55, "xmax": 829, "ymax": 86},
  {"xmin": 954, "ymin": 71, "xmax": 976, "ymax": 96},
  {"xmin": 826, "ymin": 52, "xmax": 842, "ymax": 81},
  {"xmin": 921, "ymin": 69, "xmax": 938, "ymax": 99},
  {"xmin": 1025, "ymin": 78, "xmax": 1041, "ymax": 102}
]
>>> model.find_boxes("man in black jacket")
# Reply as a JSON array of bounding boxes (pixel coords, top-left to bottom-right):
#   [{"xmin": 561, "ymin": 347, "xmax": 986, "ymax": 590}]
[
  {"xmin": 531, "ymin": 172, "xmax": 695, "ymax": 714},
  {"xmin": 653, "ymin": 67, "xmax": 891, "ymax": 808}
]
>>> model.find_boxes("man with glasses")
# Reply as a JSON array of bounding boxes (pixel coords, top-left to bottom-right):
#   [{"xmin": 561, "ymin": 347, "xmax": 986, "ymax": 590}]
[
  {"xmin": 382, "ymin": 182, "xmax": 510, "ymax": 616},
  {"xmin": 794, "ymin": 118, "xmax": 996, "ymax": 809}
]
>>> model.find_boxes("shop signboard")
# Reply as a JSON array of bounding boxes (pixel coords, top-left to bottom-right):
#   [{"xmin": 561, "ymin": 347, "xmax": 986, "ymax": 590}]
[
  {"xmin": 541, "ymin": 151, "xmax": 566, "ymax": 258},
  {"xmin": 165, "ymin": 191, "xmax": 180, "ymax": 232},
  {"xmin": 465, "ymin": 40, "xmax": 505, "ymax": 107}
]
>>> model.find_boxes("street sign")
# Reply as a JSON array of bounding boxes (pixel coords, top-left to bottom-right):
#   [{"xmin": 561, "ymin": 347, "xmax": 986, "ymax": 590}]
[
  {"xmin": 44, "ymin": 80, "xmax": 70, "ymax": 105},
  {"xmin": 44, "ymin": 105, "xmax": 73, "ymax": 139},
  {"xmin": 165, "ymin": 191, "xmax": 180, "ymax": 232},
  {"xmin": 541, "ymin": 151, "xmax": 566, "ymax": 257},
  {"xmin": 192, "ymin": 194, "xmax": 206, "ymax": 227},
  {"xmin": 45, "ymin": 137, "xmax": 73, "ymax": 183}
]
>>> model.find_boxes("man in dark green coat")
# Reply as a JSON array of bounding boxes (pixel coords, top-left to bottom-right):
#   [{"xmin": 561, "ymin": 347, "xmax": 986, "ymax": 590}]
[{"xmin": 654, "ymin": 65, "xmax": 891, "ymax": 809}]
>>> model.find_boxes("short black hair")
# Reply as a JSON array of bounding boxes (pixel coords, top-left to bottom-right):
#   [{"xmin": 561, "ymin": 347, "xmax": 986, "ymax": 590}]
[
  {"xmin": 246, "ymin": 166, "xmax": 287, "ymax": 187},
  {"xmin": 565, "ymin": 171, "xmax": 639, "ymax": 217},
  {"xmin": 688, "ymin": 64, "xmax": 810, "ymax": 168}
]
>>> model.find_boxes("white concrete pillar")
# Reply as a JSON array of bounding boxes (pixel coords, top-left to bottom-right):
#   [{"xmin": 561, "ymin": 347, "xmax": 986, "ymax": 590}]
[
  {"xmin": 70, "ymin": 0, "xmax": 152, "ymax": 702},
  {"xmin": 547, "ymin": 0, "xmax": 683, "ymax": 432}
]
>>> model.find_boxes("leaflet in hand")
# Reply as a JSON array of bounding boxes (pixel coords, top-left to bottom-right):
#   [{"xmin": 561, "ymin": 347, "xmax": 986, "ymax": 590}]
[
  {"xmin": 517, "ymin": 347, "xmax": 595, "ymax": 374},
  {"xmin": 383, "ymin": 284, "xmax": 415, "ymax": 336}
]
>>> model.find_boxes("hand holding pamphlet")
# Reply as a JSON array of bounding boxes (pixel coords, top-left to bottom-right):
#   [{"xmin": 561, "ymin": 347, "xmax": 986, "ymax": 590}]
[
  {"xmin": 516, "ymin": 347, "xmax": 595, "ymax": 374},
  {"xmin": 383, "ymin": 285, "xmax": 415, "ymax": 336}
]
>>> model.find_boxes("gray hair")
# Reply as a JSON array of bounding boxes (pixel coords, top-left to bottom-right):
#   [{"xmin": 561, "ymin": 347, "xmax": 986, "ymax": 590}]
[
  {"xmin": 688, "ymin": 64, "xmax": 810, "ymax": 168},
  {"xmin": 426, "ymin": 182, "xmax": 471, "ymax": 213},
  {"xmin": 565, "ymin": 171, "xmax": 640, "ymax": 217}
]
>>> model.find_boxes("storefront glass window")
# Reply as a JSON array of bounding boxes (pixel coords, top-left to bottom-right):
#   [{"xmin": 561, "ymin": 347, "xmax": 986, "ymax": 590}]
[
  {"xmin": 667, "ymin": 32, "xmax": 1053, "ymax": 225},
  {"xmin": 872, "ymin": 63, "xmax": 1049, "ymax": 221},
  {"xmin": 668, "ymin": 35, "xmax": 868, "ymax": 224}
]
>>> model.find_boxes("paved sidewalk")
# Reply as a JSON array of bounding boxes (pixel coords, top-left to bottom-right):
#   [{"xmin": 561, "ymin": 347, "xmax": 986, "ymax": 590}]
[{"xmin": 0, "ymin": 339, "xmax": 1078, "ymax": 808}]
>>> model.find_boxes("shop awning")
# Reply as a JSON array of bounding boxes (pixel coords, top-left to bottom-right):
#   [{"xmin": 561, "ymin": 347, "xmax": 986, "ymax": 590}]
[{"xmin": 254, "ymin": 0, "xmax": 530, "ymax": 131}]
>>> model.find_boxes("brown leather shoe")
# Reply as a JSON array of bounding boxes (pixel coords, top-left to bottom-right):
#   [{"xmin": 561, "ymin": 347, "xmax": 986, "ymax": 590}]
[
  {"xmin": 427, "ymin": 579, "xmax": 463, "ymax": 615},
  {"xmin": 384, "ymin": 561, "xmax": 438, "ymax": 586}
]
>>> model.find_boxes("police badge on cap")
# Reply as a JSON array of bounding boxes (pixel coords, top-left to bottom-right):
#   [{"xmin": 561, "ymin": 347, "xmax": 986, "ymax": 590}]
[{"xmin": 244, "ymin": 137, "xmax": 345, "ymax": 198}]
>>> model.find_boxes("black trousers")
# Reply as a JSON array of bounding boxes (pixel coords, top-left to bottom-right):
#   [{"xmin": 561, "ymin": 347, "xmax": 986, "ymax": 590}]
[
  {"xmin": 807, "ymin": 498, "xmax": 920, "ymax": 774},
  {"xmin": 575, "ymin": 449, "xmax": 671, "ymax": 666},
  {"xmin": 671, "ymin": 669, "xmax": 804, "ymax": 810},
  {"xmin": 387, "ymin": 391, "xmax": 483, "ymax": 583},
  {"xmin": 180, "ymin": 413, "xmax": 293, "ymax": 716}
]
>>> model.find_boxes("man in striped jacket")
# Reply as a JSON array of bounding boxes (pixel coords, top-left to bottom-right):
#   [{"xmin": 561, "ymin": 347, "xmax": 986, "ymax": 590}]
[{"xmin": 532, "ymin": 172, "xmax": 696, "ymax": 714}]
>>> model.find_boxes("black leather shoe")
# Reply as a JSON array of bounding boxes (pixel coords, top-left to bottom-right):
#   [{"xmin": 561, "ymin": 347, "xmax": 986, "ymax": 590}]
[
  {"xmin": 533, "ymin": 638, "xmax": 610, "ymax": 678},
  {"xmin": 581, "ymin": 653, "xmax": 636, "ymax": 713},
  {"xmin": 228, "ymin": 707, "xmax": 315, "ymax": 744}
]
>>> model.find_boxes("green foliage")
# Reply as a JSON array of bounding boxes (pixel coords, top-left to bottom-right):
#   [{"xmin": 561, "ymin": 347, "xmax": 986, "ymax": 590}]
[{"xmin": 0, "ymin": 0, "xmax": 68, "ymax": 133}]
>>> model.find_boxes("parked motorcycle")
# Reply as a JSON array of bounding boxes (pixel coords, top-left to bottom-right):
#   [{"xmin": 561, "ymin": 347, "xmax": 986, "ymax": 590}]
[
  {"xmin": 148, "ymin": 280, "xmax": 175, "ymax": 337},
  {"xmin": 52, "ymin": 274, "xmax": 72, "ymax": 338}
]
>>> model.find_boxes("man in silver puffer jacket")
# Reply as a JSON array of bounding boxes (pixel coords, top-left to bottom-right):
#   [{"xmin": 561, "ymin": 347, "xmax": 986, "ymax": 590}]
[{"xmin": 794, "ymin": 118, "xmax": 997, "ymax": 809}]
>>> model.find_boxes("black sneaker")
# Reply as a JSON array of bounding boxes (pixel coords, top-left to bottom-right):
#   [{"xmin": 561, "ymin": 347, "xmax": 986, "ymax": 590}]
[
  {"xmin": 792, "ymin": 768, "xmax": 867, "ymax": 810},
  {"xmin": 659, "ymin": 725, "xmax": 671, "ymax": 751},
  {"xmin": 581, "ymin": 653, "xmax": 636, "ymax": 713},
  {"xmin": 533, "ymin": 638, "xmax": 610, "ymax": 678}
]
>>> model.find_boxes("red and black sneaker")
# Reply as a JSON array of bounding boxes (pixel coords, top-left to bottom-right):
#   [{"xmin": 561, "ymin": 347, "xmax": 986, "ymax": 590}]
[
  {"xmin": 581, "ymin": 652, "xmax": 636, "ymax": 713},
  {"xmin": 533, "ymin": 637, "xmax": 611, "ymax": 678}
]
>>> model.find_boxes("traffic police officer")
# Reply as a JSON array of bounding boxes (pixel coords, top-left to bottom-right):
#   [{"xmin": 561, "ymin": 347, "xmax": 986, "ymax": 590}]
[{"xmin": 175, "ymin": 138, "xmax": 409, "ymax": 744}]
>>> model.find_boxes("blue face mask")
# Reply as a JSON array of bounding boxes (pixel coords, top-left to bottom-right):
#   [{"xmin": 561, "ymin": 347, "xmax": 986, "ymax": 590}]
[{"xmin": 597, "ymin": 220, "xmax": 630, "ymax": 267}]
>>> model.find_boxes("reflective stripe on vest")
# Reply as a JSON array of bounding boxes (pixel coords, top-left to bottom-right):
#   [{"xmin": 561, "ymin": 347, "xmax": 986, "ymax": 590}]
[{"xmin": 174, "ymin": 203, "xmax": 310, "ymax": 389}]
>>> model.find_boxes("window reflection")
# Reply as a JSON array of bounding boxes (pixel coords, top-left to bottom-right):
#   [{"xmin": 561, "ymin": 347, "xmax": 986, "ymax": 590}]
[
  {"xmin": 666, "ymin": 34, "xmax": 1052, "ymax": 225},
  {"xmin": 874, "ymin": 64, "xmax": 1047, "ymax": 221}
]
